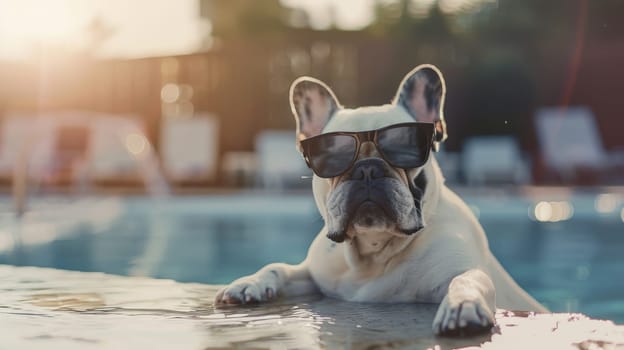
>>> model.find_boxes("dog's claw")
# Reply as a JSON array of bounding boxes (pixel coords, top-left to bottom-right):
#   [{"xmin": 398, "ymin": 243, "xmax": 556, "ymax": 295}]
[
  {"xmin": 215, "ymin": 278, "xmax": 278, "ymax": 306},
  {"xmin": 433, "ymin": 299, "xmax": 494, "ymax": 337}
]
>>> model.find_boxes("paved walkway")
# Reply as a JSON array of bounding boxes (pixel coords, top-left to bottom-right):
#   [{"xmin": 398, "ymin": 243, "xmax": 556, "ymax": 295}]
[{"xmin": 1, "ymin": 265, "xmax": 623, "ymax": 349}]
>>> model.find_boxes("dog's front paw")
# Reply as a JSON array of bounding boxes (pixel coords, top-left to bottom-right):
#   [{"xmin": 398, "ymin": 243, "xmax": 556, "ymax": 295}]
[
  {"xmin": 433, "ymin": 296, "xmax": 494, "ymax": 336},
  {"xmin": 214, "ymin": 277, "xmax": 278, "ymax": 305}
]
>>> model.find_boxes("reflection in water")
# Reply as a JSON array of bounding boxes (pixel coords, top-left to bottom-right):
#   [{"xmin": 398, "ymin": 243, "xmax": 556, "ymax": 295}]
[
  {"xmin": 27, "ymin": 293, "xmax": 106, "ymax": 310},
  {"xmin": 2, "ymin": 265, "xmax": 624, "ymax": 349},
  {"xmin": 207, "ymin": 299, "xmax": 481, "ymax": 349},
  {"xmin": 2, "ymin": 193, "xmax": 624, "ymax": 324}
]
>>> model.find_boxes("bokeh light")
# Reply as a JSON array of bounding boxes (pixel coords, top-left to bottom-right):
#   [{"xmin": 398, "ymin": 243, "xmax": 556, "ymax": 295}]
[
  {"xmin": 532, "ymin": 201, "xmax": 574, "ymax": 222},
  {"xmin": 125, "ymin": 132, "xmax": 148, "ymax": 156},
  {"xmin": 161, "ymin": 84, "xmax": 181, "ymax": 104},
  {"xmin": 594, "ymin": 194, "xmax": 619, "ymax": 214}
]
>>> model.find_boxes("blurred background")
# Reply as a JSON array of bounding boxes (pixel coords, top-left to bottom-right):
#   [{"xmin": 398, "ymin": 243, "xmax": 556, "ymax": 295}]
[{"xmin": 0, "ymin": 0, "xmax": 623, "ymax": 323}]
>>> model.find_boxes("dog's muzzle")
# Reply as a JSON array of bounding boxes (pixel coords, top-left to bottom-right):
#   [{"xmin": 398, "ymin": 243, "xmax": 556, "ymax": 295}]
[{"xmin": 325, "ymin": 158, "xmax": 423, "ymax": 242}]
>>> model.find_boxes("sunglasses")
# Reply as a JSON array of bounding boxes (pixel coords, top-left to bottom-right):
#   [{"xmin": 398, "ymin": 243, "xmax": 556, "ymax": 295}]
[{"xmin": 300, "ymin": 122, "xmax": 436, "ymax": 178}]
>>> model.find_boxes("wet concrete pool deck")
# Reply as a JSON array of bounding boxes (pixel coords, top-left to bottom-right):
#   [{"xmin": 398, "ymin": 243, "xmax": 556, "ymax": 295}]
[{"xmin": 1, "ymin": 265, "xmax": 623, "ymax": 349}]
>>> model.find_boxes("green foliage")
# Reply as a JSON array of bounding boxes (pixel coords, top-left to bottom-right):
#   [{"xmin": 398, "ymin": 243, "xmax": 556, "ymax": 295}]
[{"xmin": 205, "ymin": 0, "xmax": 294, "ymax": 38}]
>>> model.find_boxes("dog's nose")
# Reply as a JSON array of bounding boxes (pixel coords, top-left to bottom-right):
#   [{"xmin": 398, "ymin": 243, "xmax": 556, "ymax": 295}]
[{"xmin": 350, "ymin": 158, "xmax": 387, "ymax": 181}]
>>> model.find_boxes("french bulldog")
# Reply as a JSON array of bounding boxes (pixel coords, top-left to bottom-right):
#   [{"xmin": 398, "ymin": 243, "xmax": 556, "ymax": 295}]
[{"xmin": 215, "ymin": 64, "xmax": 547, "ymax": 336}]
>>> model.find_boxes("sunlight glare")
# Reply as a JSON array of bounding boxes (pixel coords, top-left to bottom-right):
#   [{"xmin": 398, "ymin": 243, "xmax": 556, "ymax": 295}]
[
  {"xmin": 0, "ymin": 0, "xmax": 86, "ymax": 47},
  {"xmin": 0, "ymin": 0, "xmax": 203, "ymax": 59}
]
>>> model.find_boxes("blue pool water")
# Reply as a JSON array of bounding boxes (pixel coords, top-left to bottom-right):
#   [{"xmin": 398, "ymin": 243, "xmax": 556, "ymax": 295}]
[{"xmin": 0, "ymin": 190, "xmax": 623, "ymax": 323}]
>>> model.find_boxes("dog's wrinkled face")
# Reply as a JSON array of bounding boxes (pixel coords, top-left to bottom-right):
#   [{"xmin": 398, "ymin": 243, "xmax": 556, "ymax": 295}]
[{"xmin": 290, "ymin": 65, "xmax": 447, "ymax": 244}]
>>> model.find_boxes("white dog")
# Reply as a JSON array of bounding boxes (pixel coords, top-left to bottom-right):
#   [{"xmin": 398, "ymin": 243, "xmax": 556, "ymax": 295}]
[{"xmin": 215, "ymin": 64, "xmax": 547, "ymax": 336}]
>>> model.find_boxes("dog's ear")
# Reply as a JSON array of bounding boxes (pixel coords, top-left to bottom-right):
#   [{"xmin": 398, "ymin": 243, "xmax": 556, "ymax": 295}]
[
  {"xmin": 393, "ymin": 64, "xmax": 447, "ymax": 147},
  {"xmin": 290, "ymin": 77, "xmax": 341, "ymax": 147}
]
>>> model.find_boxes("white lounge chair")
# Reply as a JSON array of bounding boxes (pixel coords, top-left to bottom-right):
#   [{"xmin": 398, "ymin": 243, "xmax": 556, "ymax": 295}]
[
  {"xmin": 462, "ymin": 136, "xmax": 530, "ymax": 185},
  {"xmin": 535, "ymin": 106, "xmax": 607, "ymax": 183},
  {"xmin": 160, "ymin": 114, "xmax": 219, "ymax": 184},
  {"xmin": 255, "ymin": 130, "xmax": 308, "ymax": 191}
]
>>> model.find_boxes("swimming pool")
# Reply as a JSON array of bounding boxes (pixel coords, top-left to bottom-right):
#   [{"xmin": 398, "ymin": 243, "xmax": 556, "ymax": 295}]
[{"xmin": 0, "ymin": 189, "xmax": 622, "ymax": 323}]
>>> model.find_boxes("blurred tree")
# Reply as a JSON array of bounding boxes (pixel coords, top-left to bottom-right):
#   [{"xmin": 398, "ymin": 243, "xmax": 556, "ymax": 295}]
[
  {"xmin": 585, "ymin": 0, "xmax": 624, "ymax": 40},
  {"xmin": 193, "ymin": 0, "xmax": 624, "ymax": 156},
  {"xmin": 200, "ymin": 0, "xmax": 295, "ymax": 39},
  {"xmin": 468, "ymin": 0, "xmax": 580, "ymax": 49},
  {"xmin": 85, "ymin": 16, "xmax": 115, "ymax": 57},
  {"xmin": 367, "ymin": 0, "xmax": 453, "ymax": 41}
]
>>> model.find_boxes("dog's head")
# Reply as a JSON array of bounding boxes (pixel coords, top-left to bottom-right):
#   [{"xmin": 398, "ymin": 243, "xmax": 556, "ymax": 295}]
[{"xmin": 290, "ymin": 65, "xmax": 447, "ymax": 244}]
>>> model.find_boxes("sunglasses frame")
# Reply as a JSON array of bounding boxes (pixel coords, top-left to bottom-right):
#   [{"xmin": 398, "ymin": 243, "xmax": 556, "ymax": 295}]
[{"xmin": 300, "ymin": 122, "xmax": 437, "ymax": 178}]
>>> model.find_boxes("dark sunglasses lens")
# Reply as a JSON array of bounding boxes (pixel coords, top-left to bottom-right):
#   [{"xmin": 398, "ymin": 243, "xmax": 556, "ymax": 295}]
[
  {"xmin": 306, "ymin": 135, "xmax": 357, "ymax": 177},
  {"xmin": 377, "ymin": 125, "xmax": 431, "ymax": 168}
]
